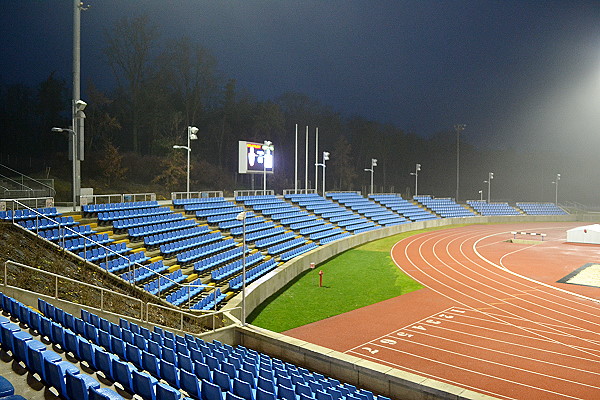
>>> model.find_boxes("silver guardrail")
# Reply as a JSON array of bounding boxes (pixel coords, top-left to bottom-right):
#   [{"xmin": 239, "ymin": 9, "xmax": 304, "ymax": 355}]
[{"xmin": 3, "ymin": 260, "xmax": 238, "ymax": 333}]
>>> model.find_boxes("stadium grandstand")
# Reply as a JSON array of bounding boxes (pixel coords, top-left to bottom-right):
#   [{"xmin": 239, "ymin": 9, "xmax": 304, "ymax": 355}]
[{"xmin": 0, "ymin": 188, "xmax": 576, "ymax": 400}]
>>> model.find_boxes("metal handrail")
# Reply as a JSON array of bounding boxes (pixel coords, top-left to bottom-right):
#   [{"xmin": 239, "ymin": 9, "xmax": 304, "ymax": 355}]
[
  {"xmin": 0, "ymin": 164, "xmax": 56, "ymax": 197},
  {"xmin": 171, "ymin": 191, "xmax": 224, "ymax": 201},
  {"xmin": 80, "ymin": 192, "xmax": 157, "ymax": 206},
  {"xmin": 7, "ymin": 200, "xmax": 220, "ymax": 309},
  {"xmin": 3, "ymin": 260, "xmax": 238, "ymax": 333}
]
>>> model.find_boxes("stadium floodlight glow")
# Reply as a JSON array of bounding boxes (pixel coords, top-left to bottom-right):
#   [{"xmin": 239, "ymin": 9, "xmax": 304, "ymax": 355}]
[
  {"xmin": 478, "ymin": 189, "xmax": 483, "ymax": 201},
  {"xmin": 173, "ymin": 126, "xmax": 199, "ymax": 197},
  {"xmin": 364, "ymin": 158, "xmax": 378, "ymax": 195},
  {"xmin": 552, "ymin": 173, "xmax": 561, "ymax": 205},
  {"xmin": 236, "ymin": 211, "xmax": 248, "ymax": 326},
  {"xmin": 52, "ymin": 127, "xmax": 78, "ymax": 211},
  {"xmin": 410, "ymin": 163, "xmax": 421, "ymax": 196},
  {"xmin": 454, "ymin": 124, "xmax": 466, "ymax": 201},
  {"xmin": 487, "ymin": 172, "xmax": 494, "ymax": 202},
  {"xmin": 315, "ymin": 151, "xmax": 330, "ymax": 196},
  {"xmin": 262, "ymin": 140, "xmax": 273, "ymax": 195}
]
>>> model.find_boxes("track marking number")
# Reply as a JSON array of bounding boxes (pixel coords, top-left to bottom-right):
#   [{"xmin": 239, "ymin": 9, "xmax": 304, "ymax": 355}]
[
  {"xmin": 380, "ymin": 338, "xmax": 397, "ymax": 345},
  {"xmin": 412, "ymin": 325, "xmax": 426, "ymax": 331},
  {"xmin": 438, "ymin": 314, "xmax": 454, "ymax": 319},
  {"xmin": 426, "ymin": 319, "xmax": 441, "ymax": 325},
  {"xmin": 397, "ymin": 332, "xmax": 413, "ymax": 338},
  {"xmin": 362, "ymin": 347, "xmax": 379, "ymax": 355}
]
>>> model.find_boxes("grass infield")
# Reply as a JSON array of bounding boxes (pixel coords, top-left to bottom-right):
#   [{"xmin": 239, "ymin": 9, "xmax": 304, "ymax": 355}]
[{"xmin": 248, "ymin": 225, "xmax": 463, "ymax": 332}]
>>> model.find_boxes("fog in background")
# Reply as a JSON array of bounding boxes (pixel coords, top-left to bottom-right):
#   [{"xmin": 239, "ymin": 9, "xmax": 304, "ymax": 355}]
[{"xmin": 1, "ymin": 0, "xmax": 599, "ymax": 204}]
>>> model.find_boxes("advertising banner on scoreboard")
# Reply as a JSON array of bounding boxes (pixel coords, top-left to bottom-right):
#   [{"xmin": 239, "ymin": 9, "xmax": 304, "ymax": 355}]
[{"xmin": 238, "ymin": 141, "xmax": 274, "ymax": 174}]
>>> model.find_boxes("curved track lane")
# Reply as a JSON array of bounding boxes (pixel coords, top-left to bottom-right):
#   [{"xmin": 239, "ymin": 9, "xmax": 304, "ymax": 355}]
[{"xmin": 354, "ymin": 224, "xmax": 600, "ymax": 399}]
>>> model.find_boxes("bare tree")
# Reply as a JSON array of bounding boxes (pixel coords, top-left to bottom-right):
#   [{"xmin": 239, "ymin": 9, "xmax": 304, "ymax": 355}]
[{"xmin": 104, "ymin": 14, "xmax": 159, "ymax": 154}]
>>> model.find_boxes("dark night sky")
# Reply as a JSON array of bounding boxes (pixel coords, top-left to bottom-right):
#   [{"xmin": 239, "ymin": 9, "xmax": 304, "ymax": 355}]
[{"xmin": 1, "ymin": 1, "xmax": 600, "ymax": 202}]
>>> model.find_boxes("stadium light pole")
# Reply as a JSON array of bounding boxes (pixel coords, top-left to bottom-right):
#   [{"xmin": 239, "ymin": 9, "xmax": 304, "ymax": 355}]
[
  {"xmin": 487, "ymin": 172, "xmax": 494, "ymax": 202},
  {"xmin": 454, "ymin": 124, "xmax": 466, "ymax": 201},
  {"xmin": 315, "ymin": 151, "xmax": 330, "ymax": 196},
  {"xmin": 478, "ymin": 190, "xmax": 483, "ymax": 201},
  {"xmin": 364, "ymin": 158, "xmax": 377, "ymax": 195},
  {"xmin": 52, "ymin": 127, "xmax": 78, "ymax": 211},
  {"xmin": 552, "ymin": 173, "xmax": 561, "ymax": 205},
  {"xmin": 410, "ymin": 163, "xmax": 421, "ymax": 197},
  {"xmin": 172, "ymin": 126, "xmax": 199, "ymax": 197},
  {"xmin": 262, "ymin": 140, "xmax": 273, "ymax": 195},
  {"xmin": 236, "ymin": 211, "xmax": 247, "ymax": 326}
]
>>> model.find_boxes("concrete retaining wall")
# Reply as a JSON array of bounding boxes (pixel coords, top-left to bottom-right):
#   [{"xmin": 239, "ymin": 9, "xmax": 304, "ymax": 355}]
[{"xmin": 224, "ymin": 213, "xmax": 591, "ymax": 399}]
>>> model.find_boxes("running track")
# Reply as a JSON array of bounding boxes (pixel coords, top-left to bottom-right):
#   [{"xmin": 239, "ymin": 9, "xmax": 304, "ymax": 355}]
[{"xmin": 285, "ymin": 223, "xmax": 600, "ymax": 399}]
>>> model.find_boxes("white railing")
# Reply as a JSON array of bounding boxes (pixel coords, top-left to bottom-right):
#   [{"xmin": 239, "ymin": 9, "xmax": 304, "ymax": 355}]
[
  {"xmin": 171, "ymin": 191, "xmax": 224, "ymax": 201},
  {"xmin": 1, "ymin": 197, "xmax": 54, "ymax": 211},
  {"xmin": 80, "ymin": 192, "xmax": 156, "ymax": 206},
  {"xmin": 6, "ymin": 200, "xmax": 222, "ymax": 309},
  {"xmin": 233, "ymin": 190, "xmax": 275, "ymax": 198},
  {"xmin": 282, "ymin": 188, "xmax": 317, "ymax": 195}
]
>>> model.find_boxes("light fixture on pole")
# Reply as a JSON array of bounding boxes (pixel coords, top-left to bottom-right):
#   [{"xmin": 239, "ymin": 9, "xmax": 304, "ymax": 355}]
[
  {"xmin": 552, "ymin": 173, "xmax": 561, "ymax": 205},
  {"xmin": 478, "ymin": 190, "xmax": 483, "ymax": 201},
  {"xmin": 236, "ymin": 211, "xmax": 247, "ymax": 326},
  {"xmin": 364, "ymin": 158, "xmax": 377, "ymax": 195},
  {"xmin": 172, "ymin": 126, "xmax": 199, "ymax": 197},
  {"xmin": 410, "ymin": 163, "xmax": 421, "ymax": 197},
  {"xmin": 262, "ymin": 140, "xmax": 273, "ymax": 195},
  {"xmin": 52, "ymin": 127, "xmax": 78, "ymax": 210},
  {"xmin": 454, "ymin": 124, "xmax": 466, "ymax": 201},
  {"xmin": 315, "ymin": 151, "xmax": 329, "ymax": 196},
  {"xmin": 487, "ymin": 172, "xmax": 494, "ymax": 202}
]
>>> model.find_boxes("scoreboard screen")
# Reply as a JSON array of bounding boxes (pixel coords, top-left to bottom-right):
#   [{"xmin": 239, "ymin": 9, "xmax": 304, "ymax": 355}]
[{"xmin": 238, "ymin": 141, "xmax": 274, "ymax": 174}]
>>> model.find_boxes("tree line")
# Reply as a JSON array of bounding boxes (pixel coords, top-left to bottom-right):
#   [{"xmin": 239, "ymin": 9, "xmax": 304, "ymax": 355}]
[{"xmin": 1, "ymin": 14, "xmax": 561, "ymax": 202}]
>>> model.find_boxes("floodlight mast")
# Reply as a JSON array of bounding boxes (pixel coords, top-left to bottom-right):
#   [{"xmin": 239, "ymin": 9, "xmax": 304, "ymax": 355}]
[
  {"xmin": 315, "ymin": 151, "xmax": 330, "ymax": 196},
  {"xmin": 263, "ymin": 140, "xmax": 272, "ymax": 195},
  {"xmin": 52, "ymin": 127, "xmax": 78, "ymax": 211},
  {"xmin": 410, "ymin": 163, "xmax": 421, "ymax": 196},
  {"xmin": 487, "ymin": 172, "xmax": 494, "ymax": 202},
  {"xmin": 236, "ymin": 211, "xmax": 247, "ymax": 326},
  {"xmin": 172, "ymin": 126, "xmax": 199, "ymax": 197},
  {"xmin": 454, "ymin": 124, "xmax": 466, "ymax": 201},
  {"xmin": 364, "ymin": 158, "xmax": 377, "ymax": 195},
  {"xmin": 552, "ymin": 173, "xmax": 561, "ymax": 205}
]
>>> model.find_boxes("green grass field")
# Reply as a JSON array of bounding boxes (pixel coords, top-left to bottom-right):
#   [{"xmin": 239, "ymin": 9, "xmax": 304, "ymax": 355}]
[{"xmin": 248, "ymin": 225, "xmax": 462, "ymax": 332}]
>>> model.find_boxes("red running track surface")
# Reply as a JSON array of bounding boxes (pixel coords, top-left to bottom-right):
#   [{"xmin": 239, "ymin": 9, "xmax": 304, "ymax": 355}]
[{"xmin": 284, "ymin": 223, "xmax": 600, "ymax": 399}]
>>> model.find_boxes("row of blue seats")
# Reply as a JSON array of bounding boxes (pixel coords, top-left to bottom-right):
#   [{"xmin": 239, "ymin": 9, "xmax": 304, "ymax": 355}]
[
  {"xmin": 289, "ymin": 219, "xmax": 322, "ymax": 230},
  {"xmin": 177, "ymin": 239, "xmax": 237, "ymax": 265},
  {"xmin": 161, "ymin": 233, "xmax": 225, "ymax": 257},
  {"xmin": 195, "ymin": 206, "xmax": 243, "ymax": 219},
  {"xmin": 218, "ymin": 216, "xmax": 263, "ymax": 230},
  {"xmin": 230, "ymin": 222, "xmax": 275, "ymax": 236},
  {"xmin": 280, "ymin": 214, "xmax": 313, "ymax": 226},
  {"xmin": 98, "ymin": 207, "xmax": 171, "ymax": 223},
  {"xmin": 0, "ymin": 207, "xmax": 59, "ymax": 221},
  {"xmin": 254, "ymin": 232, "xmax": 297, "ymax": 249},
  {"xmin": 60, "ymin": 233, "xmax": 112, "ymax": 252},
  {"xmin": 121, "ymin": 260, "xmax": 170, "ymax": 284},
  {"xmin": 78, "ymin": 242, "xmax": 129, "ymax": 262},
  {"xmin": 18, "ymin": 216, "xmax": 76, "ymax": 230},
  {"xmin": 190, "ymin": 289, "xmax": 226, "ymax": 311},
  {"xmin": 516, "ymin": 203, "xmax": 568, "ymax": 215},
  {"xmin": 1, "ymin": 293, "xmax": 127, "ymax": 400},
  {"xmin": 194, "ymin": 247, "xmax": 248, "ymax": 274},
  {"xmin": 196, "ymin": 207, "xmax": 243, "ymax": 220},
  {"xmin": 319, "ymin": 232, "xmax": 352, "ymax": 245},
  {"xmin": 349, "ymin": 224, "xmax": 380, "ymax": 234},
  {"xmin": 206, "ymin": 212, "xmax": 246, "ymax": 224},
  {"xmin": 245, "ymin": 227, "xmax": 286, "ymax": 242},
  {"xmin": 143, "ymin": 269, "xmax": 186, "ymax": 296},
  {"xmin": 99, "ymin": 251, "xmax": 150, "ymax": 273},
  {"xmin": 267, "ymin": 238, "xmax": 307, "ymax": 256},
  {"xmin": 210, "ymin": 252, "xmax": 265, "ymax": 282},
  {"xmin": 129, "ymin": 219, "xmax": 198, "ymax": 240},
  {"xmin": 77, "ymin": 295, "xmax": 390, "ymax": 400},
  {"xmin": 309, "ymin": 228, "xmax": 344, "ymax": 241},
  {"xmin": 165, "ymin": 278, "xmax": 207, "ymax": 306},
  {"xmin": 280, "ymin": 242, "xmax": 318, "ymax": 262},
  {"xmin": 234, "ymin": 195, "xmax": 278, "ymax": 204},
  {"xmin": 172, "ymin": 197, "xmax": 226, "ymax": 207},
  {"xmin": 82, "ymin": 200, "xmax": 159, "ymax": 215},
  {"xmin": 228, "ymin": 259, "xmax": 279, "ymax": 290},
  {"xmin": 183, "ymin": 202, "xmax": 238, "ymax": 212},
  {"xmin": 145, "ymin": 225, "xmax": 212, "ymax": 247},
  {"xmin": 38, "ymin": 224, "xmax": 95, "ymax": 241},
  {"xmin": 114, "ymin": 213, "xmax": 185, "ymax": 231}
]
